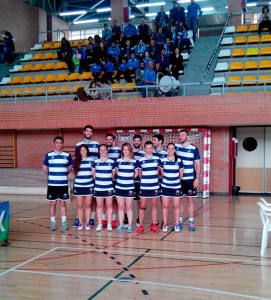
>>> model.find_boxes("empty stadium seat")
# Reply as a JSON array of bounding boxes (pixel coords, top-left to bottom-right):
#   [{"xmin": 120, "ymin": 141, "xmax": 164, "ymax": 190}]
[
  {"xmin": 234, "ymin": 36, "xmax": 246, "ymax": 44},
  {"xmin": 261, "ymin": 35, "xmax": 271, "ymax": 43},
  {"xmin": 246, "ymin": 48, "xmax": 259, "ymax": 56},
  {"xmin": 32, "ymin": 87, "xmax": 46, "ymax": 95},
  {"xmin": 80, "ymin": 72, "xmax": 93, "ymax": 80},
  {"xmin": 30, "ymin": 63, "xmax": 43, "ymax": 71},
  {"xmin": 68, "ymin": 73, "xmax": 80, "ymax": 81},
  {"xmin": 249, "ymin": 24, "xmax": 259, "ymax": 32},
  {"xmin": 232, "ymin": 49, "xmax": 245, "ymax": 57},
  {"xmin": 260, "ymin": 47, "xmax": 271, "ymax": 55},
  {"xmin": 69, "ymin": 85, "xmax": 82, "ymax": 93},
  {"xmin": 12, "ymin": 88, "xmax": 22, "ymax": 96},
  {"xmin": 23, "ymin": 88, "xmax": 34, "ymax": 96},
  {"xmin": 53, "ymin": 62, "xmax": 67, "ymax": 70},
  {"xmin": 20, "ymin": 64, "xmax": 32, "ymax": 72},
  {"xmin": 21, "ymin": 76, "xmax": 34, "ymax": 84},
  {"xmin": 247, "ymin": 35, "xmax": 260, "ymax": 44},
  {"xmin": 122, "ymin": 82, "xmax": 136, "ymax": 91},
  {"xmin": 224, "ymin": 26, "xmax": 236, "ymax": 34},
  {"xmin": 112, "ymin": 83, "xmax": 122, "ymax": 92},
  {"xmin": 58, "ymin": 86, "xmax": 71, "ymax": 94},
  {"xmin": 10, "ymin": 65, "xmax": 22, "ymax": 73},
  {"xmin": 259, "ymin": 60, "xmax": 271, "ymax": 69},
  {"xmin": 229, "ymin": 62, "xmax": 243, "ymax": 71},
  {"xmin": 51, "ymin": 42, "xmax": 61, "ymax": 49},
  {"xmin": 40, "ymin": 43, "xmax": 52, "ymax": 50},
  {"xmin": 52, "ymin": 52, "xmax": 58, "ymax": 59},
  {"xmin": 0, "ymin": 77, "xmax": 11, "ymax": 85},
  {"xmin": 215, "ymin": 62, "xmax": 228, "ymax": 72},
  {"xmin": 30, "ymin": 44, "xmax": 42, "ymax": 51},
  {"xmin": 21, "ymin": 54, "xmax": 33, "ymax": 61},
  {"xmin": 236, "ymin": 25, "xmax": 248, "ymax": 33},
  {"xmin": 221, "ymin": 37, "xmax": 233, "ymax": 45},
  {"xmin": 41, "ymin": 53, "xmax": 53, "ymax": 60},
  {"xmin": 8, "ymin": 76, "xmax": 22, "ymax": 85},
  {"xmin": 218, "ymin": 49, "xmax": 231, "ymax": 58},
  {"xmin": 30, "ymin": 53, "xmax": 43, "ymax": 61},
  {"xmin": 0, "ymin": 89, "xmax": 11, "ymax": 97},
  {"xmin": 42, "ymin": 63, "xmax": 55, "ymax": 70},
  {"xmin": 211, "ymin": 77, "xmax": 225, "ymax": 86},
  {"xmin": 258, "ymin": 75, "xmax": 271, "ymax": 84},
  {"xmin": 242, "ymin": 76, "xmax": 257, "ymax": 85},
  {"xmin": 57, "ymin": 74, "xmax": 69, "ymax": 82},
  {"xmin": 45, "ymin": 74, "xmax": 57, "ymax": 82},
  {"xmin": 33, "ymin": 75, "xmax": 46, "ymax": 83},
  {"xmin": 226, "ymin": 76, "xmax": 241, "ymax": 86},
  {"xmin": 244, "ymin": 61, "xmax": 258, "ymax": 70},
  {"xmin": 47, "ymin": 87, "xmax": 58, "ymax": 95},
  {"xmin": 242, "ymin": 92, "xmax": 254, "ymax": 94}
]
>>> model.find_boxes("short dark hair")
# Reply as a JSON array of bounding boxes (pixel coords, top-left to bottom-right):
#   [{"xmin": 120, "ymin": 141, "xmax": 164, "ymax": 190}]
[
  {"xmin": 179, "ymin": 129, "xmax": 188, "ymax": 134},
  {"xmin": 106, "ymin": 133, "xmax": 115, "ymax": 140},
  {"xmin": 133, "ymin": 134, "xmax": 142, "ymax": 141},
  {"xmin": 54, "ymin": 136, "xmax": 64, "ymax": 143},
  {"xmin": 153, "ymin": 133, "xmax": 164, "ymax": 144},
  {"xmin": 99, "ymin": 143, "xmax": 108, "ymax": 150},
  {"xmin": 144, "ymin": 141, "xmax": 153, "ymax": 147},
  {"xmin": 84, "ymin": 125, "xmax": 94, "ymax": 131}
]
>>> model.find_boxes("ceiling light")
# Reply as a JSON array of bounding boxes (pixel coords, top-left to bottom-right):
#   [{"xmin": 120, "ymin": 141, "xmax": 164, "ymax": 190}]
[
  {"xmin": 145, "ymin": 13, "xmax": 157, "ymax": 17},
  {"xmin": 130, "ymin": 15, "xmax": 135, "ymax": 18},
  {"xmin": 73, "ymin": 19, "xmax": 99, "ymax": 24},
  {"xmin": 178, "ymin": 0, "xmax": 207, "ymax": 3},
  {"xmin": 59, "ymin": 10, "xmax": 86, "ymax": 16},
  {"xmin": 201, "ymin": 7, "xmax": 214, "ymax": 11},
  {"xmin": 96, "ymin": 7, "xmax": 111, "ymax": 12},
  {"xmin": 137, "ymin": 2, "xmax": 165, "ymax": 8},
  {"xmin": 247, "ymin": 3, "xmax": 257, "ymax": 7}
]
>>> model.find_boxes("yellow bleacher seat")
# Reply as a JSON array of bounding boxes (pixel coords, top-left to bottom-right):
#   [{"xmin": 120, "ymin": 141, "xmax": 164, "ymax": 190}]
[
  {"xmin": 41, "ymin": 53, "xmax": 53, "ymax": 60},
  {"xmin": 40, "ymin": 42, "xmax": 52, "ymax": 50},
  {"xmin": 226, "ymin": 93, "xmax": 238, "ymax": 94},
  {"xmin": 58, "ymin": 86, "xmax": 71, "ymax": 94},
  {"xmin": 247, "ymin": 35, "xmax": 260, "ymax": 44},
  {"xmin": 21, "ymin": 76, "xmax": 34, "ymax": 84},
  {"xmin": 236, "ymin": 25, "xmax": 248, "ymax": 33},
  {"xmin": 244, "ymin": 61, "xmax": 258, "ymax": 70},
  {"xmin": 261, "ymin": 35, "xmax": 271, "ymax": 43},
  {"xmin": 71, "ymin": 41, "xmax": 81, "ymax": 47},
  {"xmin": 20, "ymin": 64, "xmax": 32, "ymax": 72},
  {"xmin": 229, "ymin": 62, "xmax": 243, "ymax": 71},
  {"xmin": 0, "ymin": 89, "xmax": 11, "ymax": 97},
  {"xmin": 117, "ymin": 97, "xmax": 128, "ymax": 99},
  {"xmin": 45, "ymin": 74, "xmax": 57, "ymax": 82},
  {"xmin": 30, "ymin": 63, "xmax": 43, "ymax": 71},
  {"xmin": 259, "ymin": 60, "xmax": 271, "ymax": 69},
  {"xmin": 226, "ymin": 76, "xmax": 241, "ymax": 86},
  {"xmin": 249, "ymin": 24, "xmax": 259, "ymax": 32},
  {"xmin": 80, "ymin": 72, "xmax": 93, "ymax": 80},
  {"xmin": 33, "ymin": 75, "xmax": 46, "ymax": 83},
  {"xmin": 62, "ymin": 99, "xmax": 72, "ymax": 102},
  {"xmin": 52, "ymin": 52, "xmax": 58, "ymax": 59},
  {"xmin": 112, "ymin": 83, "xmax": 122, "ymax": 92},
  {"xmin": 32, "ymin": 87, "xmax": 46, "ymax": 95},
  {"xmin": 68, "ymin": 73, "xmax": 80, "ymax": 81},
  {"xmin": 47, "ymin": 87, "xmax": 58, "ymax": 95},
  {"xmin": 122, "ymin": 82, "xmax": 136, "ymax": 91},
  {"xmin": 234, "ymin": 36, "xmax": 246, "ymax": 44},
  {"xmin": 69, "ymin": 85, "xmax": 82, "ymax": 93},
  {"xmin": 82, "ymin": 40, "xmax": 88, "ymax": 46},
  {"xmin": 23, "ymin": 88, "xmax": 34, "ymax": 96},
  {"xmin": 8, "ymin": 76, "xmax": 22, "ymax": 84},
  {"xmin": 242, "ymin": 92, "xmax": 254, "ymax": 94},
  {"xmin": 12, "ymin": 88, "xmax": 22, "ymax": 96},
  {"xmin": 54, "ymin": 62, "xmax": 68, "ymax": 70},
  {"xmin": 260, "ymin": 47, "xmax": 271, "ymax": 55},
  {"xmin": 30, "ymin": 53, "xmax": 43, "ymax": 61},
  {"xmin": 246, "ymin": 48, "xmax": 259, "ymax": 56},
  {"xmin": 42, "ymin": 62, "xmax": 55, "ymax": 70},
  {"xmin": 57, "ymin": 74, "xmax": 69, "ymax": 82},
  {"xmin": 258, "ymin": 91, "xmax": 270, "ymax": 93},
  {"xmin": 242, "ymin": 75, "xmax": 257, "ymax": 85},
  {"xmin": 232, "ymin": 49, "xmax": 245, "ymax": 57},
  {"xmin": 258, "ymin": 75, "xmax": 271, "ymax": 84},
  {"xmin": 51, "ymin": 42, "xmax": 61, "ymax": 49}
]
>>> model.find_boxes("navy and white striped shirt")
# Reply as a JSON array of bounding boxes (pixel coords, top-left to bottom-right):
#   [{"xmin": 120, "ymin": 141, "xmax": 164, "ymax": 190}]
[
  {"xmin": 43, "ymin": 151, "xmax": 73, "ymax": 186},
  {"xmin": 74, "ymin": 157, "xmax": 94, "ymax": 188},
  {"xmin": 138, "ymin": 155, "xmax": 161, "ymax": 190},
  {"xmin": 133, "ymin": 149, "xmax": 146, "ymax": 161},
  {"xmin": 107, "ymin": 146, "xmax": 121, "ymax": 162},
  {"xmin": 92, "ymin": 158, "xmax": 115, "ymax": 191},
  {"xmin": 115, "ymin": 158, "xmax": 137, "ymax": 190},
  {"xmin": 153, "ymin": 148, "xmax": 168, "ymax": 159},
  {"xmin": 160, "ymin": 157, "xmax": 184, "ymax": 189},
  {"xmin": 175, "ymin": 143, "xmax": 200, "ymax": 180},
  {"xmin": 75, "ymin": 140, "xmax": 99, "ymax": 160}
]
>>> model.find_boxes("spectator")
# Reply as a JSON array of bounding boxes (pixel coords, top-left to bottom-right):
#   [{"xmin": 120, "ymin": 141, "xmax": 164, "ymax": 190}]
[
  {"xmin": 94, "ymin": 41, "xmax": 108, "ymax": 60},
  {"xmin": 0, "ymin": 40, "xmax": 4, "ymax": 63},
  {"xmin": 135, "ymin": 61, "xmax": 145, "ymax": 87},
  {"xmin": 134, "ymin": 39, "xmax": 147, "ymax": 59},
  {"xmin": 75, "ymin": 42, "xmax": 86, "ymax": 73},
  {"xmin": 111, "ymin": 20, "xmax": 122, "ymax": 43},
  {"xmin": 167, "ymin": 26, "xmax": 178, "ymax": 46},
  {"xmin": 76, "ymin": 81, "xmax": 111, "ymax": 101},
  {"xmin": 121, "ymin": 39, "xmax": 133, "ymax": 58},
  {"xmin": 187, "ymin": 0, "xmax": 203, "ymax": 41},
  {"xmin": 94, "ymin": 35, "xmax": 101, "ymax": 47},
  {"xmin": 169, "ymin": 1, "xmax": 178, "ymax": 26},
  {"xmin": 142, "ymin": 51, "xmax": 153, "ymax": 68},
  {"xmin": 85, "ymin": 42, "xmax": 95, "ymax": 66},
  {"xmin": 89, "ymin": 81, "xmax": 100, "ymax": 100},
  {"xmin": 101, "ymin": 58, "xmax": 115, "ymax": 84},
  {"xmin": 1, "ymin": 29, "xmax": 15, "ymax": 53},
  {"xmin": 258, "ymin": 6, "xmax": 271, "ymax": 35},
  {"xmin": 169, "ymin": 47, "xmax": 184, "ymax": 79},
  {"xmin": 116, "ymin": 57, "xmax": 129, "ymax": 82},
  {"xmin": 124, "ymin": 19, "xmax": 137, "ymax": 46},
  {"xmin": 72, "ymin": 48, "xmax": 81, "ymax": 73},
  {"xmin": 90, "ymin": 59, "xmax": 102, "ymax": 82},
  {"xmin": 96, "ymin": 81, "xmax": 111, "ymax": 99},
  {"xmin": 127, "ymin": 52, "xmax": 139, "ymax": 82},
  {"xmin": 155, "ymin": 48, "xmax": 170, "ymax": 74},
  {"xmin": 141, "ymin": 62, "xmax": 156, "ymax": 98},
  {"xmin": 148, "ymin": 39, "xmax": 160, "ymax": 60},
  {"xmin": 153, "ymin": 27, "xmax": 166, "ymax": 50},
  {"xmin": 155, "ymin": 6, "xmax": 170, "ymax": 33},
  {"xmin": 108, "ymin": 42, "xmax": 120, "ymax": 67},
  {"xmin": 137, "ymin": 19, "xmax": 152, "ymax": 44},
  {"xmin": 179, "ymin": 25, "xmax": 192, "ymax": 53},
  {"xmin": 0, "ymin": 39, "xmax": 11, "ymax": 64},
  {"xmin": 172, "ymin": 2, "xmax": 186, "ymax": 27},
  {"xmin": 163, "ymin": 37, "xmax": 174, "ymax": 56},
  {"xmin": 119, "ymin": 32, "xmax": 126, "ymax": 48},
  {"xmin": 102, "ymin": 24, "xmax": 112, "ymax": 46},
  {"xmin": 57, "ymin": 37, "xmax": 73, "ymax": 74},
  {"xmin": 86, "ymin": 36, "xmax": 95, "ymax": 49}
]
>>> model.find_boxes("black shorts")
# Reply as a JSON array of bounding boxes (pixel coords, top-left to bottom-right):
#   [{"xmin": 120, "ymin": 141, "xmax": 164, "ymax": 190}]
[
  {"xmin": 140, "ymin": 189, "xmax": 160, "ymax": 198},
  {"xmin": 134, "ymin": 180, "xmax": 140, "ymax": 201},
  {"xmin": 73, "ymin": 186, "xmax": 94, "ymax": 196},
  {"xmin": 181, "ymin": 180, "xmax": 197, "ymax": 197},
  {"xmin": 94, "ymin": 190, "xmax": 114, "ymax": 198},
  {"xmin": 47, "ymin": 186, "xmax": 69, "ymax": 201},
  {"xmin": 115, "ymin": 188, "xmax": 135, "ymax": 198},
  {"xmin": 160, "ymin": 187, "xmax": 182, "ymax": 198}
]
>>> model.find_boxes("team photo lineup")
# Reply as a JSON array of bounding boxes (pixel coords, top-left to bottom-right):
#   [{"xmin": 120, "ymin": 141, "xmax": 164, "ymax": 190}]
[{"xmin": 43, "ymin": 125, "xmax": 200, "ymax": 234}]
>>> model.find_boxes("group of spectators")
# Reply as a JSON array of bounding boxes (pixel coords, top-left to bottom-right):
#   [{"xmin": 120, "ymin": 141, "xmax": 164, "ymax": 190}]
[{"xmin": 0, "ymin": 30, "xmax": 15, "ymax": 65}]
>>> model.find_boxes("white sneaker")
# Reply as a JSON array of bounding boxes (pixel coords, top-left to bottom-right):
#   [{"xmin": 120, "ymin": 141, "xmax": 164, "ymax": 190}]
[
  {"xmin": 107, "ymin": 223, "xmax": 113, "ymax": 231},
  {"xmin": 77, "ymin": 223, "xmax": 84, "ymax": 231},
  {"xmin": 96, "ymin": 224, "xmax": 103, "ymax": 232},
  {"xmin": 85, "ymin": 224, "xmax": 91, "ymax": 231},
  {"xmin": 162, "ymin": 225, "xmax": 168, "ymax": 232},
  {"xmin": 174, "ymin": 225, "xmax": 180, "ymax": 232}
]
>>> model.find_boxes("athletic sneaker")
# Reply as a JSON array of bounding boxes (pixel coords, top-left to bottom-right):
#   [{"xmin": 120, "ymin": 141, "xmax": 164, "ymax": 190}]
[
  {"xmin": 77, "ymin": 223, "xmax": 84, "ymax": 231},
  {"xmin": 127, "ymin": 226, "xmax": 133, "ymax": 233},
  {"xmin": 50, "ymin": 221, "xmax": 56, "ymax": 231},
  {"xmin": 96, "ymin": 223, "xmax": 103, "ymax": 232},
  {"xmin": 136, "ymin": 218, "xmax": 140, "ymax": 227},
  {"xmin": 111, "ymin": 220, "xmax": 117, "ymax": 228},
  {"xmin": 72, "ymin": 217, "xmax": 79, "ymax": 228},
  {"xmin": 102, "ymin": 220, "xmax": 107, "ymax": 227},
  {"xmin": 85, "ymin": 224, "xmax": 91, "ymax": 231},
  {"xmin": 124, "ymin": 223, "xmax": 129, "ymax": 229},
  {"xmin": 89, "ymin": 219, "xmax": 95, "ymax": 228},
  {"xmin": 107, "ymin": 223, "xmax": 113, "ymax": 231},
  {"xmin": 151, "ymin": 223, "xmax": 160, "ymax": 233},
  {"xmin": 188, "ymin": 221, "xmax": 196, "ymax": 231},
  {"xmin": 179, "ymin": 221, "xmax": 184, "ymax": 229},
  {"xmin": 174, "ymin": 225, "xmax": 180, "ymax": 232},
  {"xmin": 137, "ymin": 225, "xmax": 144, "ymax": 233},
  {"xmin": 162, "ymin": 225, "xmax": 168, "ymax": 232},
  {"xmin": 116, "ymin": 225, "xmax": 124, "ymax": 232},
  {"xmin": 61, "ymin": 221, "xmax": 69, "ymax": 230}
]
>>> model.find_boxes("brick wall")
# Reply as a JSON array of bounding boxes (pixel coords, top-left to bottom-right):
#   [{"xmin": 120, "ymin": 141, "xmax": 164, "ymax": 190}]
[
  {"xmin": 47, "ymin": 15, "xmax": 70, "ymax": 42},
  {"xmin": 0, "ymin": 130, "xmax": 14, "ymax": 167},
  {"xmin": 227, "ymin": 0, "xmax": 242, "ymax": 27}
]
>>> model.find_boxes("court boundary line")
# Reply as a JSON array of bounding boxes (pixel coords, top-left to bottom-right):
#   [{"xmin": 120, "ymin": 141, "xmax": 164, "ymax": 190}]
[{"xmin": 11, "ymin": 269, "xmax": 268, "ymax": 300}]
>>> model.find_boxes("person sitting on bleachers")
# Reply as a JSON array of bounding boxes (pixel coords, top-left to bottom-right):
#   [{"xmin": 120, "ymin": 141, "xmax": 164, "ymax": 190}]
[
  {"xmin": 91, "ymin": 59, "xmax": 102, "ymax": 82},
  {"xmin": 155, "ymin": 6, "xmax": 170, "ymax": 33},
  {"xmin": 148, "ymin": 39, "xmax": 160, "ymax": 60},
  {"xmin": 135, "ymin": 39, "xmax": 147, "ymax": 60},
  {"xmin": 119, "ymin": 32, "xmax": 126, "ymax": 48},
  {"xmin": 111, "ymin": 20, "xmax": 122, "ymax": 43},
  {"xmin": 57, "ymin": 37, "xmax": 73, "ymax": 74},
  {"xmin": 1, "ymin": 29, "xmax": 15, "ymax": 64},
  {"xmin": 108, "ymin": 42, "xmax": 120, "ymax": 67},
  {"xmin": 116, "ymin": 57, "xmax": 129, "ymax": 83},
  {"xmin": 163, "ymin": 37, "xmax": 174, "ymax": 56},
  {"xmin": 178, "ymin": 25, "xmax": 192, "ymax": 53},
  {"xmin": 121, "ymin": 39, "xmax": 133, "ymax": 59},
  {"xmin": 167, "ymin": 25, "xmax": 178, "ymax": 47},
  {"xmin": 141, "ymin": 62, "xmax": 156, "ymax": 98},
  {"xmin": 89, "ymin": 81, "xmax": 100, "ymax": 100},
  {"xmin": 94, "ymin": 41, "xmax": 108, "ymax": 60},
  {"xmin": 102, "ymin": 24, "xmax": 112, "ymax": 47},
  {"xmin": 258, "ymin": 5, "xmax": 271, "ymax": 35},
  {"xmin": 101, "ymin": 58, "xmax": 115, "ymax": 84},
  {"xmin": 76, "ymin": 81, "xmax": 111, "ymax": 101},
  {"xmin": 124, "ymin": 19, "xmax": 137, "ymax": 46},
  {"xmin": 75, "ymin": 42, "xmax": 86, "ymax": 73},
  {"xmin": 142, "ymin": 51, "xmax": 153, "ymax": 68},
  {"xmin": 153, "ymin": 27, "xmax": 166, "ymax": 51},
  {"xmin": 72, "ymin": 48, "xmax": 81, "ymax": 73},
  {"xmin": 155, "ymin": 48, "xmax": 170, "ymax": 75},
  {"xmin": 135, "ymin": 61, "xmax": 145, "ymax": 87},
  {"xmin": 85, "ymin": 42, "xmax": 95, "ymax": 66},
  {"xmin": 127, "ymin": 52, "xmax": 139, "ymax": 82},
  {"xmin": 94, "ymin": 35, "xmax": 101, "ymax": 47},
  {"xmin": 137, "ymin": 19, "xmax": 152, "ymax": 44},
  {"xmin": 86, "ymin": 36, "xmax": 95, "ymax": 49},
  {"xmin": 169, "ymin": 47, "xmax": 184, "ymax": 79}
]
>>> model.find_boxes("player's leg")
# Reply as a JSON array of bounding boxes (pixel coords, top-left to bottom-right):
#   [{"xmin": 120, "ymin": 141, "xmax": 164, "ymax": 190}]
[
  {"xmin": 150, "ymin": 197, "xmax": 159, "ymax": 232},
  {"xmin": 161, "ymin": 196, "xmax": 170, "ymax": 232},
  {"xmin": 111, "ymin": 198, "xmax": 118, "ymax": 228},
  {"xmin": 187, "ymin": 196, "xmax": 196, "ymax": 231},
  {"xmin": 106, "ymin": 197, "xmax": 113, "ymax": 231},
  {"xmin": 102, "ymin": 205, "xmax": 107, "ymax": 227},
  {"xmin": 59, "ymin": 200, "xmax": 69, "ymax": 230},
  {"xmin": 125, "ymin": 198, "xmax": 133, "ymax": 232},
  {"xmin": 116, "ymin": 197, "xmax": 125, "ymax": 231},
  {"xmin": 137, "ymin": 197, "xmax": 147, "ymax": 232},
  {"xmin": 76, "ymin": 196, "xmax": 84, "ymax": 230},
  {"xmin": 172, "ymin": 197, "xmax": 181, "ymax": 232},
  {"xmin": 49, "ymin": 200, "xmax": 57, "ymax": 231},
  {"xmin": 89, "ymin": 198, "xmax": 96, "ymax": 228},
  {"xmin": 85, "ymin": 195, "xmax": 92, "ymax": 230},
  {"xmin": 96, "ymin": 197, "xmax": 104, "ymax": 231}
]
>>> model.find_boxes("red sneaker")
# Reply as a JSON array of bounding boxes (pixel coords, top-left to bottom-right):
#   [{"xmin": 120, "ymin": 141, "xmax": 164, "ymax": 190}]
[
  {"xmin": 137, "ymin": 225, "xmax": 144, "ymax": 233},
  {"xmin": 102, "ymin": 220, "xmax": 107, "ymax": 227},
  {"xmin": 111, "ymin": 220, "xmax": 117, "ymax": 228},
  {"xmin": 151, "ymin": 223, "xmax": 160, "ymax": 233}
]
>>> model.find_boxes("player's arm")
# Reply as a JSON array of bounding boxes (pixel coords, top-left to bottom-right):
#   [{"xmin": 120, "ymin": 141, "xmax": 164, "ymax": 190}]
[
  {"xmin": 138, "ymin": 168, "xmax": 142, "ymax": 179},
  {"xmin": 68, "ymin": 166, "xmax": 73, "ymax": 174},
  {"xmin": 160, "ymin": 167, "xmax": 163, "ymax": 177},
  {"xmin": 42, "ymin": 166, "xmax": 48, "ymax": 175},
  {"xmin": 193, "ymin": 160, "xmax": 201, "ymax": 189},
  {"xmin": 134, "ymin": 168, "xmax": 139, "ymax": 178},
  {"xmin": 91, "ymin": 168, "xmax": 96, "ymax": 180},
  {"xmin": 112, "ymin": 168, "xmax": 116, "ymax": 179},
  {"xmin": 179, "ymin": 168, "xmax": 184, "ymax": 181}
]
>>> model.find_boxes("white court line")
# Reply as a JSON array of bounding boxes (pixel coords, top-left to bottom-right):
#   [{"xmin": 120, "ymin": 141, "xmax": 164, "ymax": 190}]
[
  {"xmin": 13, "ymin": 269, "xmax": 268, "ymax": 300},
  {"xmin": 13, "ymin": 212, "xmax": 74, "ymax": 220},
  {"xmin": 0, "ymin": 247, "xmax": 58, "ymax": 277},
  {"xmin": 57, "ymin": 246, "xmax": 270, "ymax": 265}
]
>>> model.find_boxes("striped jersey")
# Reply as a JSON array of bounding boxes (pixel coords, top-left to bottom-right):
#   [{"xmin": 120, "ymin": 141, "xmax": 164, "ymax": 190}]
[
  {"xmin": 153, "ymin": 148, "xmax": 168, "ymax": 159},
  {"xmin": 92, "ymin": 158, "xmax": 115, "ymax": 191},
  {"xmin": 175, "ymin": 143, "xmax": 200, "ymax": 180},
  {"xmin": 75, "ymin": 140, "xmax": 99, "ymax": 160},
  {"xmin": 159, "ymin": 157, "xmax": 184, "ymax": 189},
  {"xmin": 43, "ymin": 151, "xmax": 73, "ymax": 186},
  {"xmin": 133, "ymin": 148, "xmax": 146, "ymax": 161},
  {"xmin": 107, "ymin": 146, "xmax": 121, "ymax": 162},
  {"xmin": 74, "ymin": 157, "xmax": 94, "ymax": 188},
  {"xmin": 138, "ymin": 155, "xmax": 161, "ymax": 190},
  {"xmin": 115, "ymin": 158, "xmax": 137, "ymax": 190}
]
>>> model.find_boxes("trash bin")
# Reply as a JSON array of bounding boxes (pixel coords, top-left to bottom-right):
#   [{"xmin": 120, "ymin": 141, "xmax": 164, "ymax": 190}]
[{"xmin": 232, "ymin": 186, "xmax": 240, "ymax": 196}]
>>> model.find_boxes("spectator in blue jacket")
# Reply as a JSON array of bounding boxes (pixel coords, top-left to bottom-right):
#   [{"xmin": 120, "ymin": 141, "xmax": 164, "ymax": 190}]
[
  {"xmin": 102, "ymin": 24, "xmax": 112, "ymax": 47},
  {"xmin": 179, "ymin": 25, "xmax": 192, "ymax": 53},
  {"xmin": 116, "ymin": 57, "xmax": 129, "ymax": 82},
  {"xmin": 134, "ymin": 40, "xmax": 147, "ymax": 59},
  {"xmin": 187, "ymin": 0, "xmax": 202, "ymax": 41},
  {"xmin": 141, "ymin": 62, "xmax": 156, "ymax": 97},
  {"xmin": 155, "ymin": 48, "xmax": 169, "ymax": 74},
  {"xmin": 153, "ymin": 27, "xmax": 166, "ymax": 50},
  {"xmin": 74, "ymin": 42, "xmax": 86, "ymax": 73},
  {"xmin": 124, "ymin": 19, "xmax": 137, "ymax": 46},
  {"xmin": 108, "ymin": 42, "xmax": 120, "ymax": 67},
  {"xmin": 101, "ymin": 58, "xmax": 115, "ymax": 84},
  {"xmin": 163, "ymin": 37, "xmax": 174, "ymax": 56},
  {"xmin": 155, "ymin": 6, "xmax": 170, "ymax": 33},
  {"xmin": 142, "ymin": 51, "xmax": 153, "ymax": 68},
  {"xmin": 127, "ymin": 52, "xmax": 139, "ymax": 82},
  {"xmin": 91, "ymin": 59, "xmax": 102, "ymax": 82},
  {"xmin": 148, "ymin": 39, "xmax": 160, "ymax": 60},
  {"xmin": 171, "ymin": 2, "xmax": 186, "ymax": 27}
]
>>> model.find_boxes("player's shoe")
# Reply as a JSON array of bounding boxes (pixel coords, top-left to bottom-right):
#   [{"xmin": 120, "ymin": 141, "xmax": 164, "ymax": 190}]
[
  {"xmin": 151, "ymin": 223, "xmax": 160, "ymax": 233},
  {"xmin": 172, "ymin": 221, "xmax": 184, "ymax": 230},
  {"xmin": 77, "ymin": 223, "xmax": 84, "ymax": 231},
  {"xmin": 96, "ymin": 224, "xmax": 103, "ymax": 232},
  {"xmin": 50, "ymin": 222, "xmax": 56, "ymax": 231},
  {"xmin": 72, "ymin": 217, "xmax": 79, "ymax": 228},
  {"xmin": 136, "ymin": 218, "xmax": 140, "ymax": 227},
  {"xmin": 188, "ymin": 221, "xmax": 196, "ymax": 231},
  {"xmin": 61, "ymin": 221, "xmax": 69, "ymax": 231},
  {"xmin": 85, "ymin": 224, "xmax": 91, "ymax": 230},
  {"xmin": 107, "ymin": 223, "xmax": 113, "ymax": 231},
  {"xmin": 127, "ymin": 226, "xmax": 133, "ymax": 233},
  {"xmin": 116, "ymin": 225, "xmax": 124, "ymax": 232},
  {"xmin": 162, "ymin": 225, "xmax": 168, "ymax": 232},
  {"xmin": 102, "ymin": 220, "xmax": 107, "ymax": 227},
  {"xmin": 89, "ymin": 219, "xmax": 95, "ymax": 228},
  {"xmin": 111, "ymin": 220, "xmax": 117, "ymax": 228},
  {"xmin": 137, "ymin": 225, "xmax": 144, "ymax": 233},
  {"xmin": 174, "ymin": 225, "xmax": 180, "ymax": 232}
]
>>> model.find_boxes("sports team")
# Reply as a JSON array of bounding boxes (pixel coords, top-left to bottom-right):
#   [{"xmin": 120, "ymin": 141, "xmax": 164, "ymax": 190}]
[{"xmin": 43, "ymin": 125, "xmax": 200, "ymax": 234}]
